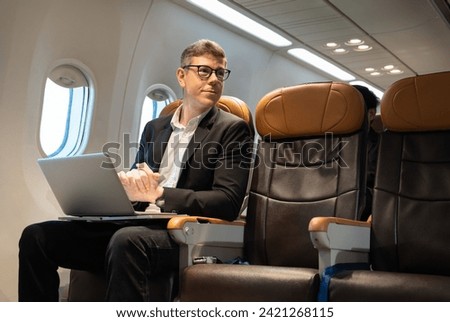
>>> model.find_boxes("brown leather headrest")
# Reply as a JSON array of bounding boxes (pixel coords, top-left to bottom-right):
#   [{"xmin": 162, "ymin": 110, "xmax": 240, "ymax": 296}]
[
  {"xmin": 159, "ymin": 96, "xmax": 252, "ymax": 126},
  {"xmin": 216, "ymin": 96, "xmax": 252, "ymax": 125},
  {"xmin": 381, "ymin": 71, "xmax": 450, "ymax": 132},
  {"xmin": 255, "ymin": 82, "xmax": 365, "ymax": 139},
  {"xmin": 159, "ymin": 99, "xmax": 182, "ymax": 117}
]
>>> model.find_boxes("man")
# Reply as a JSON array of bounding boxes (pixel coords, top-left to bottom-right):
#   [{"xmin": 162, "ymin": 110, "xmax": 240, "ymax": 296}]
[
  {"xmin": 19, "ymin": 39, "xmax": 253, "ymax": 301},
  {"xmin": 353, "ymin": 85, "xmax": 380, "ymax": 221}
]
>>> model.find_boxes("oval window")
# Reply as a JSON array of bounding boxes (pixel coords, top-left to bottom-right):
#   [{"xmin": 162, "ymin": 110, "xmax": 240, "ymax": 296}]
[
  {"xmin": 139, "ymin": 84, "xmax": 176, "ymax": 136},
  {"xmin": 40, "ymin": 65, "xmax": 91, "ymax": 157}
]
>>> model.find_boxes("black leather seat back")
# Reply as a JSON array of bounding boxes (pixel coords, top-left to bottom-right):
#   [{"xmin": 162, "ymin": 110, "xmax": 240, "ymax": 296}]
[
  {"xmin": 371, "ymin": 71, "xmax": 450, "ymax": 275},
  {"xmin": 245, "ymin": 82, "xmax": 367, "ymax": 268}
]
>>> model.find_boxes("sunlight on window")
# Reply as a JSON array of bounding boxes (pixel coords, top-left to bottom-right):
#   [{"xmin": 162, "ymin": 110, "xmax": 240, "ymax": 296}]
[{"xmin": 40, "ymin": 79, "xmax": 70, "ymax": 155}]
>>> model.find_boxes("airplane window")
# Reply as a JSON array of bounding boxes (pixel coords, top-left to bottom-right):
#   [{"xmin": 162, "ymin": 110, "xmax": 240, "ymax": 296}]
[
  {"xmin": 39, "ymin": 65, "xmax": 91, "ymax": 157},
  {"xmin": 138, "ymin": 84, "xmax": 176, "ymax": 136}
]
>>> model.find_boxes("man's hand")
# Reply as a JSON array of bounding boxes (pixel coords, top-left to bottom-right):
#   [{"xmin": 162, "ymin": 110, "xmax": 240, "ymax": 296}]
[{"xmin": 117, "ymin": 163, "xmax": 164, "ymax": 203}]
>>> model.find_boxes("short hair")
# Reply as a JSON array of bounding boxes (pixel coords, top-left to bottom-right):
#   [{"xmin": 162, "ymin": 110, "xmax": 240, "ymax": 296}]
[
  {"xmin": 180, "ymin": 39, "xmax": 227, "ymax": 66},
  {"xmin": 353, "ymin": 85, "xmax": 379, "ymax": 110}
]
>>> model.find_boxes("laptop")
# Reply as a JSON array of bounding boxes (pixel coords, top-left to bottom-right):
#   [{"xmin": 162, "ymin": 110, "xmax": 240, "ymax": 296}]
[{"xmin": 37, "ymin": 152, "xmax": 184, "ymax": 221}]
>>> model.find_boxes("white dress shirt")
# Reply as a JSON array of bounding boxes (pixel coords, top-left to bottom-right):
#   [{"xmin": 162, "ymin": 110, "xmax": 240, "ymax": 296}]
[{"xmin": 158, "ymin": 104, "xmax": 210, "ymax": 188}]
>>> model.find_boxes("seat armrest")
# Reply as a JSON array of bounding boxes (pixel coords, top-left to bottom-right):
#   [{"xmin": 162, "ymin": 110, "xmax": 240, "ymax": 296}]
[
  {"xmin": 309, "ymin": 217, "xmax": 371, "ymax": 273},
  {"xmin": 167, "ymin": 216, "xmax": 245, "ymax": 270},
  {"xmin": 167, "ymin": 216, "xmax": 245, "ymax": 244}
]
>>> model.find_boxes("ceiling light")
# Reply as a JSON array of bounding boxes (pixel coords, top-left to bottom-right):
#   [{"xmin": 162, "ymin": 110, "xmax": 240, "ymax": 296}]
[
  {"xmin": 365, "ymin": 67, "xmax": 376, "ymax": 72},
  {"xmin": 383, "ymin": 65, "xmax": 395, "ymax": 70},
  {"xmin": 325, "ymin": 42, "xmax": 339, "ymax": 48},
  {"xmin": 332, "ymin": 48, "xmax": 348, "ymax": 54},
  {"xmin": 288, "ymin": 48, "xmax": 355, "ymax": 81},
  {"xmin": 389, "ymin": 69, "xmax": 404, "ymax": 74},
  {"xmin": 345, "ymin": 38, "xmax": 364, "ymax": 46},
  {"xmin": 354, "ymin": 44, "xmax": 372, "ymax": 51},
  {"xmin": 370, "ymin": 72, "xmax": 382, "ymax": 76},
  {"xmin": 187, "ymin": 0, "xmax": 292, "ymax": 47}
]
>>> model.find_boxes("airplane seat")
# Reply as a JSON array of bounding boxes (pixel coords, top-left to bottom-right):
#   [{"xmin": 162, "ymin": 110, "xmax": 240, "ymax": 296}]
[
  {"xmin": 67, "ymin": 95, "xmax": 254, "ymax": 301},
  {"xmin": 158, "ymin": 98, "xmax": 182, "ymax": 116},
  {"xmin": 310, "ymin": 71, "xmax": 450, "ymax": 301},
  {"xmin": 177, "ymin": 82, "xmax": 368, "ymax": 301}
]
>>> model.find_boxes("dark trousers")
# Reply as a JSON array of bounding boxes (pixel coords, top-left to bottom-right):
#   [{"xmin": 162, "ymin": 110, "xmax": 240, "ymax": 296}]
[{"xmin": 18, "ymin": 220, "xmax": 179, "ymax": 301}]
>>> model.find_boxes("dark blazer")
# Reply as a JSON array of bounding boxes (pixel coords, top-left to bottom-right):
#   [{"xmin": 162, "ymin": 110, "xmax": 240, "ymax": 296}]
[{"xmin": 133, "ymin": 106, "xmax": 253, "ymax": 221}]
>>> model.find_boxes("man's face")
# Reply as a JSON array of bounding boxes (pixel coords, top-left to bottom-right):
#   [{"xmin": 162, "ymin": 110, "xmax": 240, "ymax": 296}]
[{"xmin": 177, "ymin": 54, "xmax": 226, "ymax": 113}]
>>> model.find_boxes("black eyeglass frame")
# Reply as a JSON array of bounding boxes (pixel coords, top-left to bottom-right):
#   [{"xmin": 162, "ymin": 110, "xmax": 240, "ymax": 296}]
[{"xmin": 182, "ymin": 64, "xmax": 231, "ymax": 81}]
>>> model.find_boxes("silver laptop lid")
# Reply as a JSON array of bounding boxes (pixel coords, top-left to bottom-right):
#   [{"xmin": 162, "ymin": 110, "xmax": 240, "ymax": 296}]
[{"xmin": 37, "ymin": 153, "xmax": 136, "ymax": 216}]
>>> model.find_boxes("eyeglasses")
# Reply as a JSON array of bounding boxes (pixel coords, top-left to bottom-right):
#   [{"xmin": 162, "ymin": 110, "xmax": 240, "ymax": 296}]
[{"xmin": 182, "ymin": 65, "xmax": 231, "ymax": 81}]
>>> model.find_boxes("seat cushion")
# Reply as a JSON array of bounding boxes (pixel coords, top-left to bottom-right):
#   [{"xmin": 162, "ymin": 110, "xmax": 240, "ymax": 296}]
[
  {"xmin": 328, "ymin": 270, "xmax": 450, "ymax": 301},
  {"xmin": 180, "ymin": 264, "xmax": 320, "ymax": 301}
]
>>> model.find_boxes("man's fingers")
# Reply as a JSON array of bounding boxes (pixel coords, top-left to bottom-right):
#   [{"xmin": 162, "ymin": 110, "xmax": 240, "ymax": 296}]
[
  {"xmin": 137, "ymin": 163, "xmax": 162, "ymax": 190},
  {"xmin": 119, "ymin": 164, "xmax": 162, "ymax": 202},
  {"xmin": 131, "ymin": 169, "xmax": 150, "ymax": 192},
  {"xmin": 152, "ymin": 173, "xmax": 161, "ymax": 183},
  {"xmin": 117, "ymin": 171, "xmax": 129, "ymax": 185},
  {"xmin": 137, "ymin": 162, "xmax": 153, "ymax": 177}
]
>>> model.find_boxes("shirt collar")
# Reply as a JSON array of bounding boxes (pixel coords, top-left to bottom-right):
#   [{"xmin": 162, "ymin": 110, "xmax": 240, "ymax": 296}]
[{"xmin": 170, "ymin": 104, "xmax": 211, "ymax": 130}]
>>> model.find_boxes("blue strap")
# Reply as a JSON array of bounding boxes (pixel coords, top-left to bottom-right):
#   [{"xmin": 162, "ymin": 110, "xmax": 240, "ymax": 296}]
[{"xmin": 318, "ymin": 262, "xmax": 370, "ymax": 302}]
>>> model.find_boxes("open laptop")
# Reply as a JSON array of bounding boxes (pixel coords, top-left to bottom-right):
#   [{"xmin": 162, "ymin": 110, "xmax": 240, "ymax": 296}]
[{"xmin": 37, "ymin": 152, "xmax": 184, "ymax": 221}]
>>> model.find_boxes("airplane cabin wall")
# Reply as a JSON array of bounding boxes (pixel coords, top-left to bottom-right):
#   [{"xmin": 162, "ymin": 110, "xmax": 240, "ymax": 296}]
[
  {"xmin": 0, "ymin": 0, "xmax": 329, "ymax": 301},
  {"xmin": 119, "ymin": 0, "xmax": 327, "ymax": 166}
]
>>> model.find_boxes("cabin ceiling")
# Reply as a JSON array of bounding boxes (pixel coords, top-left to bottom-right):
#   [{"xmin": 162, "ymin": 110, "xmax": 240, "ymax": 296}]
[{"xmin": 185, "ymin": 0, "xmax": 448, "ymax": 91}]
